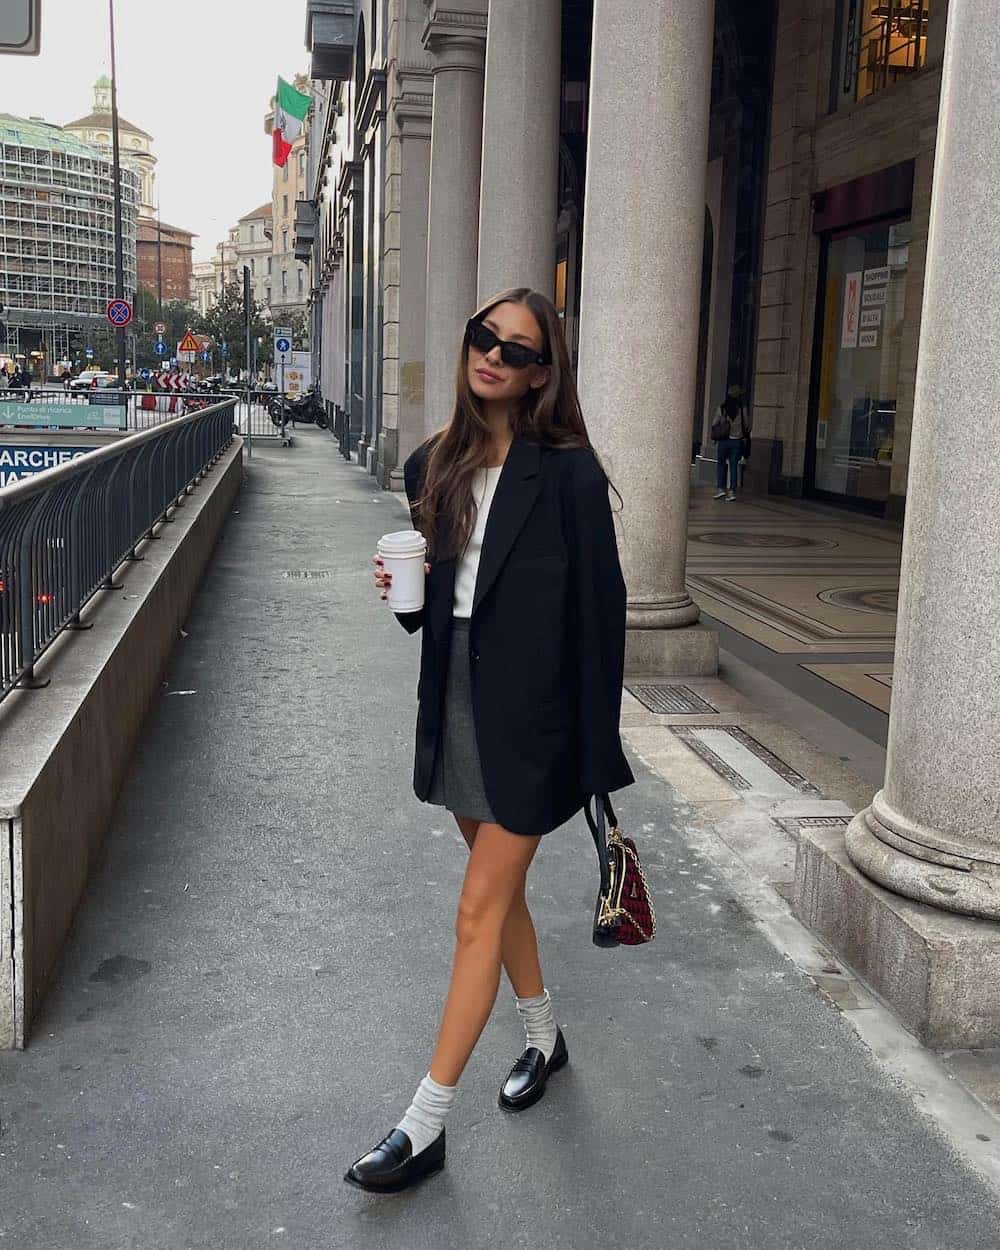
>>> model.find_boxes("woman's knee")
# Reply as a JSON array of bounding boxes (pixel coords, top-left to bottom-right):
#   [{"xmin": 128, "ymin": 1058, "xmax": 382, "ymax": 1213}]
[{"xmin": 454, "ymin": 886, "xmax": 508, "ymax": 948}]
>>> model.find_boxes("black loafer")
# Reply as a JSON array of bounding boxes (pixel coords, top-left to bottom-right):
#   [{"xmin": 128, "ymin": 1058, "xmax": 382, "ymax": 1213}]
[
  {"xmin": 499, "ymin": 1027, "xmax": 568, "ymax": 1112},
  {"xmin": 343, "ymin": 1127, "xmax": 445, "ymax": 1193}
]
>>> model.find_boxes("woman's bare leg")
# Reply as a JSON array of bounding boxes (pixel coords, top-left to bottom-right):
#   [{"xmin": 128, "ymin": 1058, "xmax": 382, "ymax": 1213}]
[
  {"xmin": 428, "ymin": 822, "xmax": 542, "ymax": 1086},
  {"xmin": 455, "ymin": 816, "xmax": 544, "ymax": 998}
]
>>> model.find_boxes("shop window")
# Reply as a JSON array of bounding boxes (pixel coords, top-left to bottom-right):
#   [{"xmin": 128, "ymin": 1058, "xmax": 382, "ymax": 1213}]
[
  {"xmin": 808, "ymin": 216, "xmax": 911, "ymax": 509},
  {"xmin": 834, "ymin": 0, "xmax": 929, "ymax": 107}
]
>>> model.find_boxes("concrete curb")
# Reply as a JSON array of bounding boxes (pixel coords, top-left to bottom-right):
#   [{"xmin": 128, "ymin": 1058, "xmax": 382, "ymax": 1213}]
[{"xmin": 0, "ymin": 438, "xmax": 244, "ymax": 1048}]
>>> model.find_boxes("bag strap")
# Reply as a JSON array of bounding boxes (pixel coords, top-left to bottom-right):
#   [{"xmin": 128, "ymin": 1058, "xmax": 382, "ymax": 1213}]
[{"xmin": 584, "ymin": 793, "xmax": 619, "ymax": 896}]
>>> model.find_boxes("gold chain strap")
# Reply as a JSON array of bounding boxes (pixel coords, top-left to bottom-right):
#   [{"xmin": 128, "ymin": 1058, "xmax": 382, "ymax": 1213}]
[{"xmin": 599, "ymin": 826, "xmax": 657, "ymax": 942}]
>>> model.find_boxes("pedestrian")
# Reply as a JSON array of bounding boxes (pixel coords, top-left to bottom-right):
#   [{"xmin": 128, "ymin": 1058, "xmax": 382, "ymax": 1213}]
[
  {"xmin": 351, "ymin": 287, "xmax": 634, "ymax": 1194},
  {"xmin": 62, "ymin": 367, "xmax": 72, "ymax": 391},
  {"xmin": 710, "ymin": 384, "xmax": 751, "ymax": 501}
]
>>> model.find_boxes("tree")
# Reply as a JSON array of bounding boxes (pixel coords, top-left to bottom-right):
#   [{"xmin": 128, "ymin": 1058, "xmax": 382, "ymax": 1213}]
[
  {"xmin": 203, "ymin": 281, "xmax": 271, "ymax": 374},
  {"xmin": 132, "ymin": 287, "xmax": 208, "ymax": 370}
]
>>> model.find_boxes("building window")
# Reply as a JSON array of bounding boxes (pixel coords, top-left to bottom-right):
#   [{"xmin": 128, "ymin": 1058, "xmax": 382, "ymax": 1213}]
[
  {"xmin": 283, "ymin": 194, "xmax": 288, "ymax": 216},
  {"xmin": 299, "ymin": 152, "xmax": 306, "ymax": 179},
  {"xmin": 807, "ymin": 216, "xmax": 911, "ymax": 510},
  {"xmin": 283, "ymin": 160, "xmax": 289, "ymax": 182},
  {"xmin": 297, "ymin": 269, "xmax": 304, "ymax": 294},
  {"xmin": 267, "ymin": 256, "xmax": 272, "ymax": 274},
  {"xmin": 282, "ymin": 269, "xmax": 288, "ymax": 295},
  {"xmin": 265, "ymin": 286, "xmax": 271, "ymax": 305},
  {"xmin": 833, "ymin": 0, "xmax": 929, "ymax": 108},
  {"xmin": 250, "ymin": 258, "xmax": 255, "ymax": 276},
  {"xmin": 282, "ymin": 229, "xmax": 288, "ymax": 252}
]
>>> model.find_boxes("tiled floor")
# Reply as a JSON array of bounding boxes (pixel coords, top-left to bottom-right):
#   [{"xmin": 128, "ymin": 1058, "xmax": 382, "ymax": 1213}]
[{"xmin": 686, "ymin": 484, "xmax": 901, "ymax": 728}]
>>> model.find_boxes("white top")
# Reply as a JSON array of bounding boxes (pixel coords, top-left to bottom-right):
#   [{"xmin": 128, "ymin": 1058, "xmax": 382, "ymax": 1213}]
[{"xmin": 453, "ymin": 465, "xmax": 504, "ymax": 619}]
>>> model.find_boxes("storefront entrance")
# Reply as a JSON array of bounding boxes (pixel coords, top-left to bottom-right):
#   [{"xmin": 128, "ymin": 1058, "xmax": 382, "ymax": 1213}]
[
  {"xmin": 806, "ymin": 214, "xmax": 910, "ymax": 512},
  {"xmin": 804, "ymin": 161, "xmax": 914, "ymax": 516}
]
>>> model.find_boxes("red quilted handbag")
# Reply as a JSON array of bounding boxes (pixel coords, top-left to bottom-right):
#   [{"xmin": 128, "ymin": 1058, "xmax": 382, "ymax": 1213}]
[{"xmin": 585, "ymin": 794, "xmax": 656, "ymax": 947}]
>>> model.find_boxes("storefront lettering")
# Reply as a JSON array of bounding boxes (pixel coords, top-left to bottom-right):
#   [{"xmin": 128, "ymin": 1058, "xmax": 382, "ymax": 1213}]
[
  {"xmin": 841, "ymin": 271, "xmax": 862, "ymax": 349},
  {"xmin": 0, "ymin": 445, "xmax": 91, "ymax": 487}
]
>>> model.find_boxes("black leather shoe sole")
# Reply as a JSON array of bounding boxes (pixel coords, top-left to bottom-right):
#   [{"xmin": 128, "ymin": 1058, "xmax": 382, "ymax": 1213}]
[
  {"xmin": 343, "ymin": 1132, "xmax": 445, "ymax": 1194},
  {"xmin": 498, "ymin": 1041, "xmax": 569, "ymax": 1113}
]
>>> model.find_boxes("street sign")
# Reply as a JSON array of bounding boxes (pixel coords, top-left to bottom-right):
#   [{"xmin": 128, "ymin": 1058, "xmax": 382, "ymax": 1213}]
[
  {"xmin": 0, "ymin": 1, "xmax": 41, "ymax": 57},
  {"xmin": 200, "ymin": 350, "xmax": 211, "ymax": 363},
  {"xmin": 178, "ymin": 330, "xmax": 200, "ymax": 353},
  {"xmin": 153, "ymin": 321, "xmax": 167, "ymax": 335},
  {"xmin": 85, "ymin": 347, "xmax": 94, "ymax": 360},
  {"xmin": 274, "ymin": 327, "xmax": 292, "ymax": 361},
  {"xmin": 153, "ymin": 341, "xmax": 168, "ymax": 356},
  {"xmin": 139, "ymin": 368, "xmax": 152, "ymax": 381},
  {"xmin": 106, "ymin": 298, "xmax": 133, "ymax": 328},
  {"xmin": 220, "ymin": 342, "xmax": 230, "ymax": 358}
]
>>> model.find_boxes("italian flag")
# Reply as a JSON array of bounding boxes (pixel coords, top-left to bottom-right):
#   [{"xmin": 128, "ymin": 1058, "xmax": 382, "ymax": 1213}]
[{"xmin": 273, "ymin": 76, "xmax": 310, "ymax": 167}]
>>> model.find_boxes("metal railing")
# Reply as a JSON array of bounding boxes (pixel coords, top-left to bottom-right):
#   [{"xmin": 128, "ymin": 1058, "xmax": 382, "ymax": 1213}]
[
  {"xmin": 0, "ymin": 397, "xmax": 236, "ymax": 704},
  {"xmin": 0, "ymin": 387, "xmax": 287, "ymax": 437}
]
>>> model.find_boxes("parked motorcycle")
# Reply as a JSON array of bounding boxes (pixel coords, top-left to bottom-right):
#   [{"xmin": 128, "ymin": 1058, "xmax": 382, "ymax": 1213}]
[{"xmin": 268, "ymin": 389, "xmax": 327, "ymax": 429}]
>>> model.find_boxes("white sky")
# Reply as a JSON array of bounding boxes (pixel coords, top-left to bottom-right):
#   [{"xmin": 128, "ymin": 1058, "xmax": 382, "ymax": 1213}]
[{"xmin": 3, "ymin": 0, "xmax": 310, "ymax": 260}]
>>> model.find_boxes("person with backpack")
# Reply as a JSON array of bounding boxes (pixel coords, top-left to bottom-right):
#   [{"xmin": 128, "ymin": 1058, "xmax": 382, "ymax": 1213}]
[{"xmin": 710, "ymin": 384, "xmax": 751, "ymax": 501}]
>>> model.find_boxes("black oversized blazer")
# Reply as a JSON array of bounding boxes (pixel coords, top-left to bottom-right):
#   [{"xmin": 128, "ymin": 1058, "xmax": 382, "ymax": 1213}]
[{"xmin": 394, "ymin": 434, "xmax": 635, "ymax": 837}]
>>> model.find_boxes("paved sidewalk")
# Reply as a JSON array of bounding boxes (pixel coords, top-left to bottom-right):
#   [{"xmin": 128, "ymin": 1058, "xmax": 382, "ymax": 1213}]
[{"xmin": 1, "ymin": 429, "xmax": 998, "ymax": 1250}]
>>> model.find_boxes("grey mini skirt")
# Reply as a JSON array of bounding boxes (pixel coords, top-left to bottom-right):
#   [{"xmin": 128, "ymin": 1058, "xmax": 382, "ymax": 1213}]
[{"xmin": 426, "ymin": 616, "xmax": 497, "ymax": 824}]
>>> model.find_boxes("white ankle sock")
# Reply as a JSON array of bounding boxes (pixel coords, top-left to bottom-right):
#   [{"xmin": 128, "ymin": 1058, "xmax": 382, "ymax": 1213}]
[
  {"xmin": 515, "ymin": 988, "xmax": 558, "ymax": 1062},
  {"xmin": 396, "ymin": 1073, "xmax": 456, "ymax": 1156}
]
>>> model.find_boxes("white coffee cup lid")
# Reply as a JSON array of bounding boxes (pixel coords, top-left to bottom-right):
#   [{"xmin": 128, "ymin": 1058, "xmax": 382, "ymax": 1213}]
[{"xmin": 377, "ymin": 529, "xmax": 427, "ymax": 555}]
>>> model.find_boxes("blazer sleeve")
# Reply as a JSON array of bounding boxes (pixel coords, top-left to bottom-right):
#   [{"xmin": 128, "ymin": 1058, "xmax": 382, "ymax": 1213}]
[
  {"xmin": 393, "ymin": 444, "xmax": 428, "ymax": 635},
  {"xmin": 566, "ymin": 452, "xmax": 635, "ymax": 797}
]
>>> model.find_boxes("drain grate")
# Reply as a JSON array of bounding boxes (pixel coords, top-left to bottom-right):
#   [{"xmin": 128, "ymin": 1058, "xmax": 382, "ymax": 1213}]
[
  {"xmin": 626, "ymin": 683, "xmax": 718, "ymax": 715},
  {"xmin": 282, "ymin": 570, "xmax": 332, "ymax": 580}
]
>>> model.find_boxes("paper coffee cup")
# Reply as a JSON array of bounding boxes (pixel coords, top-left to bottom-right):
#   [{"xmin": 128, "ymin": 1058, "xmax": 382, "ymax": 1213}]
[{"xmin": 377, "ymin": 530, "xmax": 428, "ymax": 612}]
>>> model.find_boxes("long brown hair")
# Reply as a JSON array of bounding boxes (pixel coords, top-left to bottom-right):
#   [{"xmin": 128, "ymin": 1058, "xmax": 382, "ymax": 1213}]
[{"xmin": 414, "ymin": 287, "xmax": 619, "ymax": 560}]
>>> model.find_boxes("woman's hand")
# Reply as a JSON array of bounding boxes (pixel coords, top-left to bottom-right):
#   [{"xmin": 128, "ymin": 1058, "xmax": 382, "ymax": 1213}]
[{"xmin": 372, "ymin": 555, "xmax": 431, "ymax": 601}]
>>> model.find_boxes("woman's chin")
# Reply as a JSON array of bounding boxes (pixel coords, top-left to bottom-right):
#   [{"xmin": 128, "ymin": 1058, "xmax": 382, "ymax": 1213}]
[{"xmin": 468, "ymin": 378, "xmax": 503, "ymax": 402}]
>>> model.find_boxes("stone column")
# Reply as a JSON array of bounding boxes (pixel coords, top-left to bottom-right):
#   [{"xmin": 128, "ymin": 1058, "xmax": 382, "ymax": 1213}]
[
  {"xmin": 476, "ymin": 0, "xmax": 561, "ymax": 302},
  {"xmin": 577, "ymin": 0, "xmax": 717, "ymax": 674},
  {"xmin": 422, "ymin": 1, "xmax": 488, "ymax": 439},
  {"xmin": 380, "ymin": 20, "xmax": 433, "ymax": 490},
  {"xmin": 845, "ymin": 0, "xmax": 1000, "ymax": 920}
]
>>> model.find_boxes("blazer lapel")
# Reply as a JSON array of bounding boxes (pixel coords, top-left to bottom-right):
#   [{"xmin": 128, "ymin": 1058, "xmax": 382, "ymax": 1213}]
[{"xmin": 472, "ymin": 437, "xmax": 542, "ymax": 617}]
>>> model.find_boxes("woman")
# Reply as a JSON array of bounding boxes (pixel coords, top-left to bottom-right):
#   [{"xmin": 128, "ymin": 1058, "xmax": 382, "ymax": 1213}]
[
  {"xmin": 348, "ymin": 288, "xmax": 634, "ymax": 1194},
  {"xmin": 711, "ymin": 384, "xmax": 751, "ymax": 501}
]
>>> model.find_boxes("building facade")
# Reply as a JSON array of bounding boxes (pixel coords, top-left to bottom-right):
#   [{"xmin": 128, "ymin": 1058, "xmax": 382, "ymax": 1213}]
[
  {"xmin": 236, "ymin": 202, "xmax": 274, "ymax": 312},
  {"xmin": 303, "ymin": 0, "xmax": 943, "ymax": 526},
  {"xmin": 66, "ymin": 78, "xmax": 196, "ymax": 313},
  {"xmin": 300, "ymin": 0, "xmax": 1000, "ymax": 1044},
  {"xmin": 0, "ymin": 112, "xmax": 139, "ymax": 374},
  {"xmin": 191, "ymin": 260, "xmax": 216, "ymax": 317},
  {"xmin": 265, "ymin": 75, "xmax": 312, "ymax": 325},
  {"xmin": 135, "ymin": 217, "xmax": 196, "ymax": 305},
  {"xmin": 65, "ymin": 76, "xmax": 157, "ymax": 217}
]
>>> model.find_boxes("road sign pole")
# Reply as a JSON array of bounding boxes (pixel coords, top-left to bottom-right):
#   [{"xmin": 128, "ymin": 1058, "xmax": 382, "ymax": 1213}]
[
  {"xmin": 108, "ymin": 0, "xmax": 127, "ymax": 392},
  {"xmin": 243, "ymin": 266, "xmax": 252, "ymax": 457}
]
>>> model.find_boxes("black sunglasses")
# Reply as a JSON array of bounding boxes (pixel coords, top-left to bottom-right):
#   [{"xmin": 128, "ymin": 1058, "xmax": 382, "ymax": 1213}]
[{"xmin": 465, "ymin": 318, "xmax": 549, "ymax": 369}]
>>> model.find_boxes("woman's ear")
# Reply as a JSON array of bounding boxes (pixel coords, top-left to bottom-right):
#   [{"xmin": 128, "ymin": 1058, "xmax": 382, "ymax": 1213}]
[{"xmin": 529, "ymin": 365, "xmax": 552, "ymax": 391}]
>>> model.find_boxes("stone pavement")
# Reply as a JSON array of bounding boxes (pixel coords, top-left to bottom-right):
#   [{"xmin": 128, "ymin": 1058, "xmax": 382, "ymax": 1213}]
[{"xmin": 1, "ymin": 428, "xmax": 999, "ymax": 1250}]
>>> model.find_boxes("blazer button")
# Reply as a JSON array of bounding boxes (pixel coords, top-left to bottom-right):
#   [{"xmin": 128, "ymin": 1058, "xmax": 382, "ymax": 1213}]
[{"xmin": 470, "ymin": 649, "xmax": 480, "ymax": 661}]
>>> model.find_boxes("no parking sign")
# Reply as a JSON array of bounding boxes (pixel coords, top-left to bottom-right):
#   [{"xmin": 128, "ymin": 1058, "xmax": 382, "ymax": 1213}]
[{"xmin": 106, "ymin": 298, "xmax": 132, "ymax": 328}]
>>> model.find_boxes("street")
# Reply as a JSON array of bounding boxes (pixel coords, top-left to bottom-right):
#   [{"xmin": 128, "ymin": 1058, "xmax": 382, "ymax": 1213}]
[{"xmin": 1, "ymin": 428, "xmax": 998, "ymax": 1249}]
